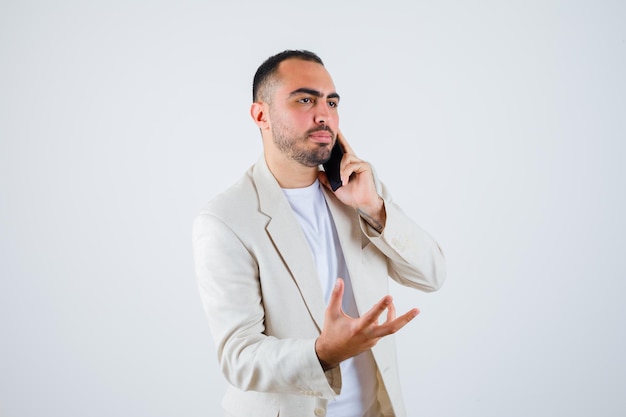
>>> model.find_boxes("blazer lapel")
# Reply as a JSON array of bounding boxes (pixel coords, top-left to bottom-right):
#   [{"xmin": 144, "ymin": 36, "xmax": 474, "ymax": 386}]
[
  {"xmin": 322, "ymin": 186, "xmax": 373, "ymax": 315},
  {"xmin": 253, "ymin": 157, "xmax": 327, "ymax": 332}
]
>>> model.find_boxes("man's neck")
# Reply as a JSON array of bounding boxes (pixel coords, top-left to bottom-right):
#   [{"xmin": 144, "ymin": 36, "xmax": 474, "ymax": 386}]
[{"xmin": 264, "ymin": 152, "xmax": 319, "ymax": 189}]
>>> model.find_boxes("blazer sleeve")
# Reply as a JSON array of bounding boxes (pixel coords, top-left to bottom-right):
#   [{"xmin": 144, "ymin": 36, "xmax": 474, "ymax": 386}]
[
  {"xmin": 192, "ymin": 213, "xmax": 341, "ymax": 398},
  {"xmin": 359, "ymin": 180, "xmax": 447, "ymax": 292}
]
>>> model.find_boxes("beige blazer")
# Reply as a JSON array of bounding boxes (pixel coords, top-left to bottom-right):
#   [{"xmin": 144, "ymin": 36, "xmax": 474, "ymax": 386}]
[{"xmin": 193, "ymin": 157, "xmax": 445, "ymax": 417}]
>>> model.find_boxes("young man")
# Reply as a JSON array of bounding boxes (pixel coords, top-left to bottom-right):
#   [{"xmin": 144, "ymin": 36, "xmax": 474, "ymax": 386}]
[{"xmin": 193, "ymin": 50, "xmax": 446, "ymax": 417}]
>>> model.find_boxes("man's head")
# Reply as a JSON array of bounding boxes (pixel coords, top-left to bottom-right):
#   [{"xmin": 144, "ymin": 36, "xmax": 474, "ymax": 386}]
[
  {"xmin": 252, "ymin": 50, "xmax": 324, "ymax": 103},
  {"xmin": 250, "ymin": 50, "xmax": 340, "ymax": 174}
]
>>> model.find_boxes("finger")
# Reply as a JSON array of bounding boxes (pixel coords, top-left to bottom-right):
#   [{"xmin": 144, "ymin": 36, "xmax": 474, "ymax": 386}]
[
  {"xmin": 360, "ymin": 295, "xmax": 394, "ymax": 325},
  {"xmin": 340, "ymin": 159, "xmax": 369, "ymax": 187},
  {"xmin": 386, "ymin": 300, "xmax": 396, "ymax": 323},
  {"xmin": 336, "ymin": 130, "xmax": 356, "ymax": 155},
  {"xmin": 325, "ymin": 278, "xmax": 345, "ymax": 317},
  {"xmin": 373, "ymin": 308, "xmax": 420, "ymax": 337},
  {"xmin": 317, "ymin": 170, "xmax": 331, "ymax": 190}
]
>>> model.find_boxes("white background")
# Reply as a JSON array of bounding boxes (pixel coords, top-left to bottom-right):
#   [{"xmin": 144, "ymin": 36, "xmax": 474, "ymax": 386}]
[{"xmin": 1, "ymin": 1, "xmax": 625, "ymax": 416}]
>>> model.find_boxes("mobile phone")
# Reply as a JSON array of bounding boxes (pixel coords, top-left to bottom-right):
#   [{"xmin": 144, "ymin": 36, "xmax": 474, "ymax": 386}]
[{"xmin": 323, "ymin": 140, "xmax": 344, "ymax": 191}]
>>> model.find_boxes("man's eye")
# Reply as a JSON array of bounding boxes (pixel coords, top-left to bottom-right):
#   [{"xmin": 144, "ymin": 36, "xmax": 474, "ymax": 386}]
[
  {"xmin": 299, "ymin": 98, "xmax": 312, "ymax": 104},
  {"xmin": 328, "ymin": 101, "xmax": 338, "ymax": 108}
]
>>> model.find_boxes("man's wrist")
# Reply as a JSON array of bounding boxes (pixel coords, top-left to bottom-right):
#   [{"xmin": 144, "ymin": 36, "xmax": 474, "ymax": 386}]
[
  {"xmin": 315, "ymin": 337, "xmax": 337, "ymax": 371},
  {"xmin": 357, "ymin": 198, "xmax": 386, "ymax": 233}
]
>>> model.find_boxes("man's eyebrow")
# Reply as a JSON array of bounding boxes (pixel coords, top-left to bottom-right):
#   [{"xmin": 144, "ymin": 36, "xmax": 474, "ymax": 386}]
[{"xmin": 289, "ymin": 88, "xmax": 341, "ymax": 101}]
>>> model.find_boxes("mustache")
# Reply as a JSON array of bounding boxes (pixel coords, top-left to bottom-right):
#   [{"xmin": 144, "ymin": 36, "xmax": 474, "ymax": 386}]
[{"xmin": 306, "ymin": 126, "xmax": 335, "ymax": 137}]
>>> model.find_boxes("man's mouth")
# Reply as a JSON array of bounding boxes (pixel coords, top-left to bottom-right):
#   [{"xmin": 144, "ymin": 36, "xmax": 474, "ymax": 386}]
[{"xmin": 308, "ymin": 128, "xmax": 334, "ymax": 144}]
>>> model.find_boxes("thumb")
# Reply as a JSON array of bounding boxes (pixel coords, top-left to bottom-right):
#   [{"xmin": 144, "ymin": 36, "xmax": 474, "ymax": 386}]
[
  {"xmin": 326, "ymin": 278, "xmax": 344, "ymax": 317},
  {"xmin": 318, "ymin": 170, "xmax": 331, "ymax": 190}
]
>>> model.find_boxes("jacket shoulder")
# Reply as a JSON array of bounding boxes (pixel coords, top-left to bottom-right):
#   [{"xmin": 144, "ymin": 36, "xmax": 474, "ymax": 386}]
[{"xmin": 195, "ymin": 165, "xmax": 270, "ymax": 236}]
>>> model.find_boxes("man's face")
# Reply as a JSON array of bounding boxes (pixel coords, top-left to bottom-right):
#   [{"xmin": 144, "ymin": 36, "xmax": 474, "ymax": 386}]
[{"xmin": 265, "ymin": 59, "xmax": 340, "ymax": 167}]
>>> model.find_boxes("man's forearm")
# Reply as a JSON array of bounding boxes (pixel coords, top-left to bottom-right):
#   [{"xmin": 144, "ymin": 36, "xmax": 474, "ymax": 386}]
[{"xmin": 357, "ymin": 197, "xmax": 386, "ymax": 233}]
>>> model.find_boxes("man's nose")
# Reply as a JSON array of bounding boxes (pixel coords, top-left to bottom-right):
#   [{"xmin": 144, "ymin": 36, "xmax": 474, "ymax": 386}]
[{"xmin": 314, "ymin": 102, "xmax": 331, "ymax": 124}]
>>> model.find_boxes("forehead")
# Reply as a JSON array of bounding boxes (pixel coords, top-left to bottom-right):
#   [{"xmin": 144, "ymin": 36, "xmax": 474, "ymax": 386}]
[{"xmin": 274, "ymin": 59, "xmax": 336, "ymax": 96}]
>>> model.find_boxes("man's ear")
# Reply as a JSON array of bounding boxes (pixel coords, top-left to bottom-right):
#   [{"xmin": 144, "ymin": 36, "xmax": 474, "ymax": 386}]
[{"xmin": 250, "ymin": 102, "xmax": 269, "ymax": 130}]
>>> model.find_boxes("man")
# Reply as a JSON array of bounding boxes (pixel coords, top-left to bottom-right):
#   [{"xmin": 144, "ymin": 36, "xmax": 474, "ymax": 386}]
[{"xmin": 193, "ymin": 50, "xmax": 445, "ymax": 417}]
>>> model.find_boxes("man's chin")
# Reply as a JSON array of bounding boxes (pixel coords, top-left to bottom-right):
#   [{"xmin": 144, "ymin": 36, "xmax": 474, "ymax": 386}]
[
  {"xmin": 301, "ymin": 154, "xmax": 331, "ymax": 168},
  {"xmin": 289, "ymin": 144, "xmax": 332, "ymax": 167},
  {"xmin": 315, "ymin": 148, "xmax": 333, "ymax": 166}
]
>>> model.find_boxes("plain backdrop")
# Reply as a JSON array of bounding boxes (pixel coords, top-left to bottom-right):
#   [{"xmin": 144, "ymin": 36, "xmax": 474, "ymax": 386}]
[{"xmin": 1, "ymin": 1, "xmax": 625, "ymax": 416}]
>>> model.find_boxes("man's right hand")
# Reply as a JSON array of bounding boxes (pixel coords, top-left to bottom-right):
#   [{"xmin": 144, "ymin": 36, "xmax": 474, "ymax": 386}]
[{"xmin": 314, "ymin": 278, "xmax": 420, "ymax": 371}]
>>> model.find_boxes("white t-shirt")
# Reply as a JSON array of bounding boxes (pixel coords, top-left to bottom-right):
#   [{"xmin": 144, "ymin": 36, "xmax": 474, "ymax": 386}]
[{"xmin": 283, "ymin": 180, "xmax": 381, "ymax": 417}]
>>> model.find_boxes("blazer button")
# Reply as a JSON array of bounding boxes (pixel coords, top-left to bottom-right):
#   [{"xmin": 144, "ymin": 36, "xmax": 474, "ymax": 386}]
[{"xmin": 314, "ymin": 408, "xmax": 326, "ymax": 416}]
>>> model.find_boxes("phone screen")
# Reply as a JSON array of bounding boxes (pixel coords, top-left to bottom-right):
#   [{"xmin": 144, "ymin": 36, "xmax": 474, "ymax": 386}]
[{"xmin": 323, "ymin": 141, "xmax": 344, "ymax": 191}]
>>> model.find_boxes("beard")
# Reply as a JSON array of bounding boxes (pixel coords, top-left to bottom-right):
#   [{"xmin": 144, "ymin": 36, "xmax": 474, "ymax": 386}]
[{"xmin": 272, "ymin": 123, "xmax": 335, "ymax": 167}]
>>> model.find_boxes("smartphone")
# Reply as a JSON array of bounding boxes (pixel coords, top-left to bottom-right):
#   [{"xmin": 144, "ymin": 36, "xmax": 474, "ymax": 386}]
[{"xmin": 323, "ymin": 140, "xmax": 344, "ymax": 191}]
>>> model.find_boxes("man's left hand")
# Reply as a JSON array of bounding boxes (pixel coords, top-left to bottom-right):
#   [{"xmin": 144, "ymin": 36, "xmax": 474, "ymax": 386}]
[{"xmin": 319, "ymin": 131, "xmax": 386, "ymax": 232}]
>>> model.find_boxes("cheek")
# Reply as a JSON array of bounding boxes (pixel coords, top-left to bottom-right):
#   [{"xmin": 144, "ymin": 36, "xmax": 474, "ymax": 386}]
[
  {"xmin": 329, "ymin": 114, "xmax": 340, "ymax": 130},
  {"xmin": 289, "ymin": 113, "xmax": 312, "ymax": 130},
  {"xmin": 276, "ymin": 109, "xmax": 303, "ymax": 125}
]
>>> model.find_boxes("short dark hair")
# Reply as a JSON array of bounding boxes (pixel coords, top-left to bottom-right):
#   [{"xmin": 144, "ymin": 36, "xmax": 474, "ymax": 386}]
[{"xmin": 252, "ymin": 50, "xmax": 324, "ymax": 102}]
